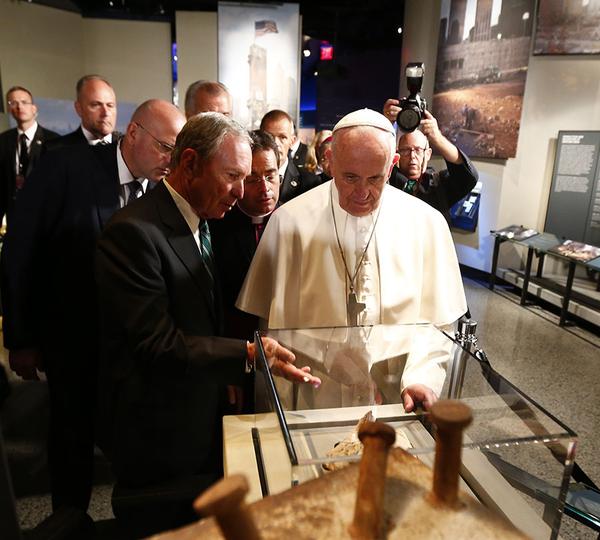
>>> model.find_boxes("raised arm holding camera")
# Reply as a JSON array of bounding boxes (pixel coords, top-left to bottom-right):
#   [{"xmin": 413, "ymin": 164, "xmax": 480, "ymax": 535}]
[{"xmin": 384, "ymin": 63, "xmax": 478, "ymax": 220}]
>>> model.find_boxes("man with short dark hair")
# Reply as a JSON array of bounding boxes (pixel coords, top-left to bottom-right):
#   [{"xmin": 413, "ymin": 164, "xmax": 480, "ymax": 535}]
[
  {"xmin": 47, "ymin": 74, "xmax": 118, "ymax": 149},
  {"xmin": 210, "ymin": 129, "xmax": 281, "ymax": 340},
  {"xmin": 0, "ymin": 86, "xmax": 58, "ymax": 224},
  {"xmin": 184, "ymin": 80, "xmax": 232, "ymax": 118},
  {"xmin": 260, "ymin": 109, "xmax": 320, "ymax": 203},
  {"xmin": 2, "ymin": 99, "xmax": 185, "ymax": 513},
  {"xmin": 94, "ymin": 113, "xmax": 319, "ymax": 530}
]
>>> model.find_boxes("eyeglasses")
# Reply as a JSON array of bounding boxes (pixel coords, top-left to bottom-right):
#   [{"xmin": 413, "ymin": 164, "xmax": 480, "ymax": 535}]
[
  {"xmin": 245, "ymin": 173, "xmax": 281, "ymax": 186},
  {"xmin": 398, "ymin": 146, "xmax": 428, "ymax": 158},
  {"xmin": 7, "ymin": 100, "xmax": 33, "ymax": 108},
  {"xmin": 135, "ymin": 122, "xmax": 175, "ymax": 155}
]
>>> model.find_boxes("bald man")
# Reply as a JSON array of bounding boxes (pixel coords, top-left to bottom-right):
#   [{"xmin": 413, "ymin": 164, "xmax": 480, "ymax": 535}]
[
  {"xmin": 385, "ymin": 107, "xmax": 478, "ymax": 219},
  {"xmin": 1, "ymin": 99, "xmax": 185, "ymax": 513},
  {"xmin": 184, "ymin": 80, "xmax": 232, "ymax": 118}
]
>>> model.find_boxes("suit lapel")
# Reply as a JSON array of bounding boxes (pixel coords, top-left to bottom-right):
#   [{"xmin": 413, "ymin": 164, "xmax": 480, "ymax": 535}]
[
  {"xmin": 154, "ymin": 182, "xmax": 218, "ymax": 325},
  {"xmin": 90, "ymin": 143, "xmax": 121, "ymax": 228},
  {"xmin": 27, "ymin": 125, "xmax": 45, "ymax": 175}
]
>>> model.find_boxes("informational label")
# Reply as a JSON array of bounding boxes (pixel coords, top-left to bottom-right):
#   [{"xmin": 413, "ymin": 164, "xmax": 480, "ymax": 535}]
[{"xmin": 545, "ymin": 131, "xmax": 600, "ymax": 246}]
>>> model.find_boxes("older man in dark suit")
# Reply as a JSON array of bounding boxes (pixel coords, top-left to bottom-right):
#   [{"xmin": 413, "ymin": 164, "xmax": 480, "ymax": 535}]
[
  {"xmin": 0, "ymin": 86, "xmax": 58, "ymax": 224},
  {"xmin": 1, "ymin": 99, "xmax": 185, "ymax": 514},
  {"xmin": 95, "ymin": 113, "xmax": 319, "ymax": 532}
]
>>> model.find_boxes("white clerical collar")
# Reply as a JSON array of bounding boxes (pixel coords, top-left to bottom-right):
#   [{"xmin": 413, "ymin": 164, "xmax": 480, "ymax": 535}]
[
  {"xmin": 81, "ymin": 125, "xmax": 112, "ymax": 145},
  {"xmin": 164, "ymin": 179, "xmax": 200, "ymax": 236},
  {"xmin": 17, "ymin": 121, "xmax": 38, "ymax": 141},
  {"xmin": 237, "ymin": 204, "xmax": 272, "ymax": 222}
]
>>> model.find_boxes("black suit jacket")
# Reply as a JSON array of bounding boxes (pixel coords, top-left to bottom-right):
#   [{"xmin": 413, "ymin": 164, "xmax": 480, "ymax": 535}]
[
  {"xmin": 0, "ymin": 124, "xmax": 59, "ymax": 223},
  {"xmin": 280, "ymin": 159, "xmax": 321, "ymax": 203},
  {"xmin": 95, "ymin": 181, "xmax": 247, "ymax": 486},
  {"xmin": 209, "ymin": 206, "xmax": 271, "ymax": 339},
  {"xmin": 45, "ymin": 126, "xmax": 121, "ymax": 152},
  {"xmin": 1, "ymin": 142, "xmax": 121, "ymax": 358},
  {"xmin": 388, "ymin": 149, "xmax": 478, "ymax": 220},
  {"xmin": 292, "ymin": 141, "xmax": 308, "ymax": 169}
]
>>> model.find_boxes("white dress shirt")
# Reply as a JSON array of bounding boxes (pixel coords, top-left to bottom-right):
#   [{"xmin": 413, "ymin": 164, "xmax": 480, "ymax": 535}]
[
  {"xmin": 116, "ymin": 143, "xmax": 148, "ymax": 208},
  {"xmin": 82, "ymin": 125, "xmax": 112, "ymax": 145}
]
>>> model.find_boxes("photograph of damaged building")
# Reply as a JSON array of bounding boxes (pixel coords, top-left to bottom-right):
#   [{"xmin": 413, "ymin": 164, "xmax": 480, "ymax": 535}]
[{"xmin": 432, "ymin": 0, "xmax": 535, "ymax": 159}]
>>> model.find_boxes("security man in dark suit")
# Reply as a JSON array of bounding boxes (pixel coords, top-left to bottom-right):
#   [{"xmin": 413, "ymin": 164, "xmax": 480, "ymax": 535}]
[
  {"xmin": 260, "ymin": 109, "xmax": 320, "ymax": 203},
  {"xmin": 46, "ymin": 74, "xmax": 119, "ymax": 150},
  {"xmin": 95, "ymin": 113, "xmax": 320, "ymax": 533},
  {"xmin": 0, "ymin": 86, "xmax": 59, "ymax": 224},
  {"xmin": 2, "ymin": 99, "xmax": 185, "ymax": 515}
]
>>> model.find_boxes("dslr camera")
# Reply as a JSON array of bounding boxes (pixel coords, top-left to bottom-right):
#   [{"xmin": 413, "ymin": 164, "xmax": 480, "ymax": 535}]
[{"xmin": 397, "ymin": 62, "xmax": 427, "ymax": 132}]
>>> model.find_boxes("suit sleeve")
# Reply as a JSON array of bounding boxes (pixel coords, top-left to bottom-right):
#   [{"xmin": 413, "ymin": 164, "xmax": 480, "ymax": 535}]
[
  {"xmin": 440, "ymin": 149, "xmax": 479, "ymax": 207},
  {"xmin": 95, "ymin": 218, "xmax": 247, "ymax": 384},
  {"xmin": 1, "ymin": 150, "xmax": 68, "ymax": 350}
]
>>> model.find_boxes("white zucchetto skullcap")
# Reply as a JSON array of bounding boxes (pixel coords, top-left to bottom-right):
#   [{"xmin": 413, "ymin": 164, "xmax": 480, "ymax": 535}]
[{"xmin": 332, "ymin": 108, "xmax": 395, "ymax": 136}]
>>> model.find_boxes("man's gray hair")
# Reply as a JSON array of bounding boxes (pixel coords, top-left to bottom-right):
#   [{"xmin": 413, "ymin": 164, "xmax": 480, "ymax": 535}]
[
  {"xmin": 171, "ymin": 112, "xmax": 251, "ymax": 168},
  {"xmin": 184, "ymin": 80, "xmax": 230, "ymax": 118}
]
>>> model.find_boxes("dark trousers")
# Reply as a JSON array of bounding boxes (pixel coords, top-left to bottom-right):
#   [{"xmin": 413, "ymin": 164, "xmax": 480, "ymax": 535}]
[{"xmin": 46, "ymin": 351, "xmax": 96, "ymax": 512}]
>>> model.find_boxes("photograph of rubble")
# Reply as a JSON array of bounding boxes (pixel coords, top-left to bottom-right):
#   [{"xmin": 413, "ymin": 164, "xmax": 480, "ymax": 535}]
[
  {"xmin": 534, "ymin": 0, "xmax": 600, "ymax": 55},
  {"xmin": 432, "ymin": 0, "xmax": 534, "ymax": 159}
]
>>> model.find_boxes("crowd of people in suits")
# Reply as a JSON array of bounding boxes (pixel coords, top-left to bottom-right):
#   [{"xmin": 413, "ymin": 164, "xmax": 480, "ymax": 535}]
[{"xmin": 0, "ymin": 75, "xmax": 477, "ymax": 537}]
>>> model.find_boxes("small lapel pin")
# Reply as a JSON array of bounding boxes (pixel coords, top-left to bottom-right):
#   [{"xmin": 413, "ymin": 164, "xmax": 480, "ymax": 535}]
[{"xmin": 290, "ymin": 180, "xmax": 298, "ymax": 187}]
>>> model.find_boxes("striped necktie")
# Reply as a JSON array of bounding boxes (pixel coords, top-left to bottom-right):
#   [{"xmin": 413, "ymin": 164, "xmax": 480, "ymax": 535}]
[{"xmin": 199, "ymin": 220, "xmax": 215, "ymax": 287}]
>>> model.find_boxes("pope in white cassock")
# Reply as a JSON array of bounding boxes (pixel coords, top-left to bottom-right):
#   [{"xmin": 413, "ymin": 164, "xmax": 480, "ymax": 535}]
[{"xmin": 236, "ymin": 108, "xmax": 467, "ymax": 411}]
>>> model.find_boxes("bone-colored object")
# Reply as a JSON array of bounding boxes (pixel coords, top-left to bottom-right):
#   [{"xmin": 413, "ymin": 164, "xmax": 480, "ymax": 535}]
[
  {"xmin": 428, "ymin": 400, "xmax": 473, "ymax": 508},
  {"xmin": 349, "ymin": 421, "xmax": 396, "ymax": 539},
  {"xmin": 193, "ymin": 474, "xmax": 261, "ymax": 540}
]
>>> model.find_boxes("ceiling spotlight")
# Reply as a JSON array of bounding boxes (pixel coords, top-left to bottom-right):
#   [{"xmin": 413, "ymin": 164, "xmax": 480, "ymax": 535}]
[
  {"xmin": 303, "ymin": 49, "xmax": 311, "ymax": 58},
  {"xmin": 159, "ymin": 4, "xmax": 165, "ymax": 15},
  {"xmin": 314, "ymin": 71, "xmax": 318, "ymax": 76},
  {"xmin": 108, "ymin": 0, "xmax": 113, "ymax": 6},
  {"xmin": 397, "ymin": 27, "xmax": 403, "ymax": 34}
]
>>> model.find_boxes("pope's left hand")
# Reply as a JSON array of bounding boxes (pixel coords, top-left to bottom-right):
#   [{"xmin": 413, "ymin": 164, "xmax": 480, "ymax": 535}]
[{"xmin": 402, "ymin": 383, "xmax": 437, "ymax": 412}]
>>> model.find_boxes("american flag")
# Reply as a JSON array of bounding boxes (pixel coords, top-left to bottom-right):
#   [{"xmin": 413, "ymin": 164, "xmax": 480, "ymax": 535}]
[{"xmin": 255, "ymin": 20, "xmax": 278, "ymax": 37}]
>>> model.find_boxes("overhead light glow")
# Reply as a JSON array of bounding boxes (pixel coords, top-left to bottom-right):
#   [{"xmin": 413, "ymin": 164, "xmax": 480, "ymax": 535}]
[
  {"xmin": 397, "ymin": 27, "xmax": 403, "ymax": 34},
  {"xmin": 303, "ymin": 49, "xmax": 311, "ymax": 58}
]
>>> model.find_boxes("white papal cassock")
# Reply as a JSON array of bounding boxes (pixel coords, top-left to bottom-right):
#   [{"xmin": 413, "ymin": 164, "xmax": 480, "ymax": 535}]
[{"xmin": 236, "ymin": 180, "xmax": 467, "ymax": 394}]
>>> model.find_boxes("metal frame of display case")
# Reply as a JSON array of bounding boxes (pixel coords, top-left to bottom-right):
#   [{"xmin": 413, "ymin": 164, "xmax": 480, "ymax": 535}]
[{"xmin": 253, "ymin": 324, "xmax": 578, "ymax": 540}]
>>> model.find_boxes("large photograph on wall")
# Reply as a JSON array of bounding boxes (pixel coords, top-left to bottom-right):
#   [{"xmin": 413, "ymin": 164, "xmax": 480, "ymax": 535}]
[
  {"xmin": 218, "ymin": 2, "xmax": 300, "ymax": 130},
  {"xmin": 432, "ymin": 0, "xmax": 534, "ymax": 159},
  {"xmin": 534, "ymin": 0, "xmax": 600, "ymax": 55}
]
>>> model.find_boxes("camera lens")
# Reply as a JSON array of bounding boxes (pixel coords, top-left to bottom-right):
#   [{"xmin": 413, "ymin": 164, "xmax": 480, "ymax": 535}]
[{"xmin": 398, "ymin": 107, "xmax": 421, "ymax": 132}]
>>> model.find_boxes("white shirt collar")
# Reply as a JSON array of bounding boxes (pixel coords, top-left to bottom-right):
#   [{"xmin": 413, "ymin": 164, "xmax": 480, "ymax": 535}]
[
  {"xmin": 164, "ymin": 179, "xmax": 200, "ymax": 236},
  {"xmin": 17, "ymin": 121, "xmax": 38, "ymax": 141},
  {"xmin": 81, "ymin": 125, "xmax": 112, "ymax": 145},
  {"xmin": 278, "ymin": 157, "xmax": 288, "ymax": 177},
  {"xmin": 116, "ymin": 143, "xmax": 136, "ymax": 186},
  {"xmin": 290, "ymin": 138, "xmax": 301, "ymax": 157}
]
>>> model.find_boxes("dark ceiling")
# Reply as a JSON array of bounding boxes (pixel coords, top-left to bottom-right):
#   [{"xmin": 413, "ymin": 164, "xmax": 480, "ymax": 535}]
[{"xmin": 32, "ymin": 0, "xmax": 405, "ymax": 47}]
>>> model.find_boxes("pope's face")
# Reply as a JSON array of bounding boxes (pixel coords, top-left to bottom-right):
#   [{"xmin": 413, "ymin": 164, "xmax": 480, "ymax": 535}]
[
  {"xmin": 183, "ymin": 134, "xmax": 252, "ymax": 219},
  {"xmin": 331, "ymin": 127, "xmax": 398, "ymax": 217}
]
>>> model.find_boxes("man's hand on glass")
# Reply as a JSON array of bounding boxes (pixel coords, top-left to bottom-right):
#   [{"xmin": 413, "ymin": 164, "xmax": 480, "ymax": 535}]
[
  {"xmin": 402, "ymin": 383, "xmax": 437, "ymax": 412},
  {"xmin": 247, "ymin": 337, "xmax": 321, "ymax": 388}
]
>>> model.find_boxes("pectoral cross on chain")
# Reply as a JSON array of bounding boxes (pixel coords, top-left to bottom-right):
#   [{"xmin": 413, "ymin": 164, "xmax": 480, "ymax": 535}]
[{"xmin": 348, "ymin": 291, "xmax": 366, "ymax": 326}]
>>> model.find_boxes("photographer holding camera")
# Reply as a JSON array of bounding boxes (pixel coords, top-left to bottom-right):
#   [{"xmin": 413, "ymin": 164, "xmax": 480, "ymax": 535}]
[{"xmin": 383, "ymin": 63, "xmax": 478, "ymax": 220}]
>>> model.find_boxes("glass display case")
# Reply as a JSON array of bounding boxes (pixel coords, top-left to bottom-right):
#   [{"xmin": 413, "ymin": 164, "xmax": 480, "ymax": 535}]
[{"xmin": 253, "ymin": 324, "xmax": 576, "ymax": 540}]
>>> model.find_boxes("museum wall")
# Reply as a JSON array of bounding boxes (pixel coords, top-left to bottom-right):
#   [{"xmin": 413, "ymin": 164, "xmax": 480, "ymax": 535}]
[
  {"xmin": 175, "ymin": 11, "xmax": 218, "ymax": 109},
  {"xmin": 403, "ymin": 0, "xmax": 600, "ymax": 272},
  {"xmin": 0, "ymin": 0, "xmax": 171, "ymax": 123}
]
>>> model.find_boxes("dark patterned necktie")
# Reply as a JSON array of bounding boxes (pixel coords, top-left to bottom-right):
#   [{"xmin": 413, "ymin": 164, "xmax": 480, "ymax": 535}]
[
  {"xmin": 18, "ymin": 133, "xmax": 29, "ymax": 176},
  {"xmin": 199, "ymin": 220, "xmax": 215, "ymax": 288},
  {"xmin": 126, "ymin": 180, "xmax": 143, "ymax": 205}
]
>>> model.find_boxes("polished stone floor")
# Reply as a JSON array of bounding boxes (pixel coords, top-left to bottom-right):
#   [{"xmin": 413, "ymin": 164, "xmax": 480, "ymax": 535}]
[{"xmin": 1, "ymin": 276, "xmax": 599, "ymax": 539}]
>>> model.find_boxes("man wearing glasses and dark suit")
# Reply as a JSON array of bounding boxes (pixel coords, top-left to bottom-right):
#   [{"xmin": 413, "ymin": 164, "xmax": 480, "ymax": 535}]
[
  {"xmin": 384, "ymin": 104, "xmax": 478, "ymax": 220},
  {"xmin": 1, "ymin": 99, "xmax": 185, "ymax": 516}
]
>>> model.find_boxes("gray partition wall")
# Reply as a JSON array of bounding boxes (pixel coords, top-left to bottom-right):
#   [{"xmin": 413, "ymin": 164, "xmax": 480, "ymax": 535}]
[{"xmin": 545, "ymin": 131, "xmax": 600, "ymax": 246}]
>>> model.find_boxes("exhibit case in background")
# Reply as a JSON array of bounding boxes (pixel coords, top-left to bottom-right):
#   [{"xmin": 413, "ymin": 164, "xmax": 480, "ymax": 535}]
[{"xmin": 252, "ymin": 324, "xmax": 576, "ymax": 540}]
